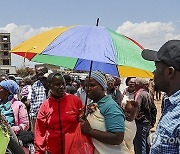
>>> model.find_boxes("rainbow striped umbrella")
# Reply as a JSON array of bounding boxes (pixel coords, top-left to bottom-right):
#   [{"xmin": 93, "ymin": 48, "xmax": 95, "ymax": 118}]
[{"xmin": 11, "ymin": 25, "xmax": 155, "ymax": 78}]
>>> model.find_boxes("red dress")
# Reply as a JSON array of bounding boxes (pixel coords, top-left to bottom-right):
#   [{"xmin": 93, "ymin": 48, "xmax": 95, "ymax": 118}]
[{"xmin": 34, "ymin": 93, "xmax": 83, "ymax": 154}]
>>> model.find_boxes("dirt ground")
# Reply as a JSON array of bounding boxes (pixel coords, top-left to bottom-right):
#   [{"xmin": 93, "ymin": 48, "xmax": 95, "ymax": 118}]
[
  {"xmin": 130, "ymin": 100, "xmax": 162, "ymax": 154},
  {"xmin": 153, "ymin": 100, "xmax": 162, "ymax": 128}
]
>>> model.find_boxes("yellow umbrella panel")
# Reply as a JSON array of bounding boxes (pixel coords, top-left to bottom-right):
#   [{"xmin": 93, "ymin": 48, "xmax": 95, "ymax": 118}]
[
  {"xmin": 11, "ymin": 26, "xmax": 72, "ymax": 60},
  {"xmin": 118, "ymin": 66, "xmax": 154, "ymax": 78}
]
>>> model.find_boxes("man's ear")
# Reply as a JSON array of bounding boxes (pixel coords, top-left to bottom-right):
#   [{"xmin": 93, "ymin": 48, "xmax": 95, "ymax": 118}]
[{"xmin": 167, "ymin": 66, "xmax": 176, "ymax": 79}]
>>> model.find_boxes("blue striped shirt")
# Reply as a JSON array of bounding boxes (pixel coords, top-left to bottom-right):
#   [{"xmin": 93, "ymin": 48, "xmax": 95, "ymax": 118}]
[{"xmin": 150, "ymin": 90, "xmax": 180, "ymax": 154}]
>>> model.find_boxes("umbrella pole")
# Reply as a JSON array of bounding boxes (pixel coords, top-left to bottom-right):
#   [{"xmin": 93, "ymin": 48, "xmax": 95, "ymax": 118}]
[
  {"xmin": 83, "ymin": 60, "xmax": 93, "ymax": 119},
  {"xmin": 83, "ymin": 18, "xmax": 100, "ymax": 119},
  {"xmin": 23, "ymin": 52, "xmax": 27, "ymax": 68}
]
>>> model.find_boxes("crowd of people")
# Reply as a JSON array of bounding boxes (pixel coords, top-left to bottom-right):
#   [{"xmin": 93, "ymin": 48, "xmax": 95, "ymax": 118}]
[
  {"xmin": 0, "ymin": 39, "xmax": 179, "ymax": 154},
  {"xmin": 0, "ymin": 68, "xmax": 157, "ymax": 154}
]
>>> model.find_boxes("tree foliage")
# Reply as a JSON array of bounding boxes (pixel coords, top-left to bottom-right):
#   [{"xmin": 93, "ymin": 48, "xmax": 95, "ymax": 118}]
[{"xmin": 16, "ymin": 67, "xmax": 35, "ymax": 77}]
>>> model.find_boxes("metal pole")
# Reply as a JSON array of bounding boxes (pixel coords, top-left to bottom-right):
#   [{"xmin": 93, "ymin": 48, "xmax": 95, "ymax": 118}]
[
  {"xmin": 83, "ymin": 18, "xmax": 100, "ymax": 119},
  {"xmin": 23, "ymin": 46, "xmax": 36, "ymax": 68}
]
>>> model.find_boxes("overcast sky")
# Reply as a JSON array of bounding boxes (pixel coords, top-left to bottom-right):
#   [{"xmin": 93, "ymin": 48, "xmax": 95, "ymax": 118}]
[{"xmin": 1, "ymin": 0, "xmax": 180, "ymax": 68}]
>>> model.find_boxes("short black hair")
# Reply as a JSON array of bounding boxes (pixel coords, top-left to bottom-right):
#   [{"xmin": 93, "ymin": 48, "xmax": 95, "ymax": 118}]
[
  {"xmin": 125, "ymin": 77, "xmax": 136, "ymax": 86},
  {"xmin": 47, "ymin": 72, "xmax": 64, "ymax": 85},
  {"xmin": 24, "ymin": 77, "xmax": 32, "ymax": 85},
  {"xmin": 63, "ymin": 74, "xmax": 72, "ymax": 83}
]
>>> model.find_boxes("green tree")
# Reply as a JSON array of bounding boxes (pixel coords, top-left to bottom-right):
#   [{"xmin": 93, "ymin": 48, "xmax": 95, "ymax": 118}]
[{"xmin": 16, "ymin": 67, "xmax": 35, "ymax": 77}]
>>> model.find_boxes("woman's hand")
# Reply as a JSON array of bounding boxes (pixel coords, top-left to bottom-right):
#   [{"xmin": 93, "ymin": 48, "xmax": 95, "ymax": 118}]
[
  {"xmin": 78, "ymin": 108, "xmax": 88, "ymax": 122},
  {"xmin": 80, "ymin": 120, "xmax": 92, "ymax": 135}
]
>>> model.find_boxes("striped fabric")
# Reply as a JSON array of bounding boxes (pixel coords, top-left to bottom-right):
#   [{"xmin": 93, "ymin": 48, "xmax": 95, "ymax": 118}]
[{"xmin": 91, "ymin": 71, "xmax": 107, "ymax": 90}]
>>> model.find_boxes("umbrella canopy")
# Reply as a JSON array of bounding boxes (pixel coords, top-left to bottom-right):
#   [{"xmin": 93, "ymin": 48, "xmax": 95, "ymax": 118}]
[{"xmin": 11, "ymin": 25, "xmax": 155, "ymax": 78}]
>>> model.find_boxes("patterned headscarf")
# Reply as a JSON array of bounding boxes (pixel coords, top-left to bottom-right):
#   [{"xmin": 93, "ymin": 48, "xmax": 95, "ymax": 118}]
[
  {"xmin": 0, "ymin": 80, "xmax": 19, "ymax": 101},
  {"xmin": 106, "ymin": 75, "xmax": 115, "ymax": 83},
  {"xmin": 91, "ymin": 71, "xmax": 107, "ymax": 91}
]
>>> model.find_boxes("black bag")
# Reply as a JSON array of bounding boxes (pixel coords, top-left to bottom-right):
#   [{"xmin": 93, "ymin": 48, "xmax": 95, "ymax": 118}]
[
  {"xmin": 17, "ymin": 131, "xmax": 34, "ymax": 146},
  {"xmin": 21, "ymin": 96, "xmax": 27, "ymax": 103}
]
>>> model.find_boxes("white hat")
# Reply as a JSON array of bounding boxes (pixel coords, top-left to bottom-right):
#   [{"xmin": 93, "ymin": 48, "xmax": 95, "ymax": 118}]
[{"xmin": 43, "ymin": 70, "xmax": 53, "ymax": 78}]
